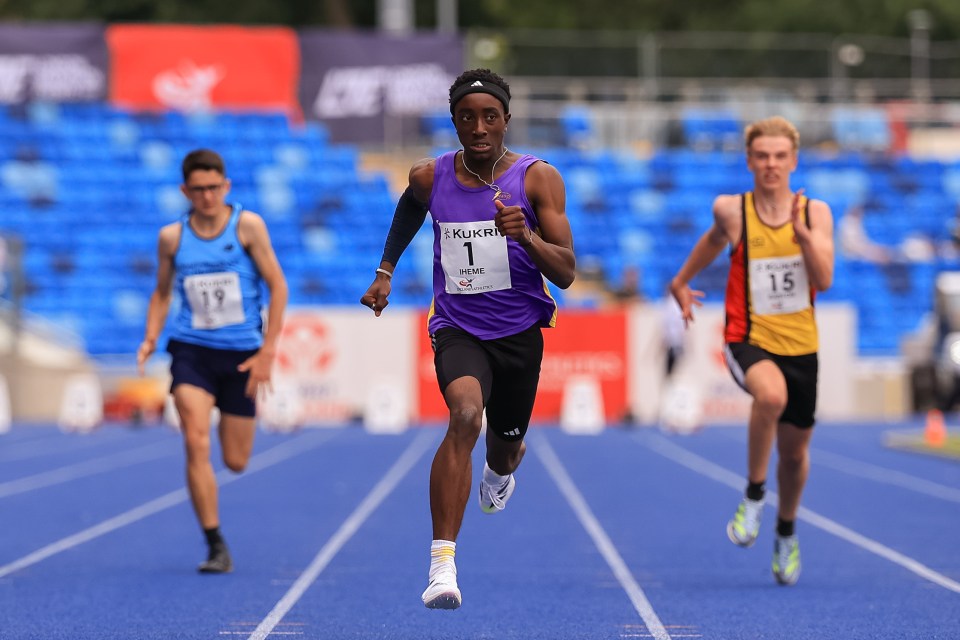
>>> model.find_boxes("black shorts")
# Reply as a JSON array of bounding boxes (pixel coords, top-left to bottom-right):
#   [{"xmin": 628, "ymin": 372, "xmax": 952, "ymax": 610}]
[
  {"xmin": 166, "ymin": 339, "xmax": 258, "ymax": 418},
  {"xmin": 431, "ymin": 324, "xmax": 543, "ymax": 442},
  {"xmin": 723, "ymin": 342, "xmax": 819, "ymax": 429}
]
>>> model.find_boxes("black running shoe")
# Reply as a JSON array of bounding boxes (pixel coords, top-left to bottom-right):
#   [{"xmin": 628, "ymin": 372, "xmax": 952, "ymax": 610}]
[{"xmin": 198, "ymin": 542, "xmax": 233, "ymax": 574}]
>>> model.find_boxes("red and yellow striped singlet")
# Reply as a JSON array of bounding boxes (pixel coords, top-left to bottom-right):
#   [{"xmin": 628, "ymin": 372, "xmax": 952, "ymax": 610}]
[{"xmin": 724, "ymin": 192, "xmax": 818, "ymax": 356}]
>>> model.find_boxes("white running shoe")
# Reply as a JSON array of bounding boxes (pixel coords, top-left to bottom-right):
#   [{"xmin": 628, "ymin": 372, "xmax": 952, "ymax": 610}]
[
  {"xmin": 478, "ymin": 473, "xmax": 516, "ymax": 514},
  {"xmin": 421, "ymin": 566, "xmax": 461, "ymax": 609},
  {"xmin": 726, "ymin": 497, "xmax": 764, "ymax": 547},
  {"xmin": 772, "ymin": 534, "xmax": 801, "ymax": 585}
]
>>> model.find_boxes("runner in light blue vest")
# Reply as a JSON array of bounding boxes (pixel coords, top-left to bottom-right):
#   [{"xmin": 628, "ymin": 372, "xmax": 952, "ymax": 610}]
[{"xmin": 137, "ymin": 149, "xmax": 288, "ymax": 575}]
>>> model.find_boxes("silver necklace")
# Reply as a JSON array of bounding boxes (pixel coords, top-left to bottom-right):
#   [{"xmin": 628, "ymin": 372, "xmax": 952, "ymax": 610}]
[{"xmin": 461, "ymin": 148, "xmax": 510, "ymax": 200}]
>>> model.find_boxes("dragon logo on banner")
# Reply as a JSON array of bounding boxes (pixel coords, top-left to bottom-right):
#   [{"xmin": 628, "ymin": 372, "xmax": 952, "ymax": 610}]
[{"xmin": 152, "ymin": 60, "xmax": 224, "ymax": 111}]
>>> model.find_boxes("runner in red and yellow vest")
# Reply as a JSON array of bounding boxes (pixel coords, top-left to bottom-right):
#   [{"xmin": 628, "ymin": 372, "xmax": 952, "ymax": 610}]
[
  {"xmin": 724, "ymin": 191, "xmax": 818, "ymax": 356},
  {"xmin": 668, "ymin": 116, "xmax": 835, "ymax": 587}
]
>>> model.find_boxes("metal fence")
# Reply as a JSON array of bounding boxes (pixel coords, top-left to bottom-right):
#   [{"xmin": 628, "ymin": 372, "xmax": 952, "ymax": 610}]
[
  {"xmin": 376, "ymin": 29, "xmax": 960, "ymax": 152},
  {"xmin": 466, "ymin": 29, "xmax": 960, "ymax": 103}
]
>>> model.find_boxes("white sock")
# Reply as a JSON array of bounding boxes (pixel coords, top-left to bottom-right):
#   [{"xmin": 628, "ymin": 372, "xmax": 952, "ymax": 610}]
[
  {"xmin": 483, "ymin": 462, "xmax": 510, "ymax": 487},
  {"xmin": 429, "ymin": 540, "xmax": 456, "ymax": 581}
]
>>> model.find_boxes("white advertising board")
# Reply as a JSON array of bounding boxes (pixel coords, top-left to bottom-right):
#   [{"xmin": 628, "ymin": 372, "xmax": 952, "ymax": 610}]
[{"xmin": 273, "ymin": 308, "xmax": 417, "ymax": 425}]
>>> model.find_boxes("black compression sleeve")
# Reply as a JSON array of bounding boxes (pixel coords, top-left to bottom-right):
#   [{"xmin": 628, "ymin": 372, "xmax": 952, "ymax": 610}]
[{"xmin": 381, "ymin": 187, "xmax": 429, "ymax": 266}]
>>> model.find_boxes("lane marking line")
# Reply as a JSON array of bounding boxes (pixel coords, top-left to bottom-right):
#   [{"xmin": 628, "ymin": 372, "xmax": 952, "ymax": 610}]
[
  {"xmin": 638, "ymin": 432, "xmax": 960, "ymax": 595},
  {"xmin": 718, "ymin": 429, "xmax": 960, "ymax": 503},
  {"xmin": 810, "ymin": 447, "xmax": 960, "ymax": 504},
  {"xmin": 0, "ymin": 430, "xmax": 339, "ymax": 580},
  {"xmin": 0, "ymin": 432, "xmax": 130, "ymax": 463},
  {"xmin": 533, "ymin": 435, "xmax": 672, "ymax": 640},
  {"xmin": 0, "ymin": 441, "xmax": 178, "ymax": 499},
  {"xmin": 247, "ymin": 430, "xmax": 437, "ymax": 640}
]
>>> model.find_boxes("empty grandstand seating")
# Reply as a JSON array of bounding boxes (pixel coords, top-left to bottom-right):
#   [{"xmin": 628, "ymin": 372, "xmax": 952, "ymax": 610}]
[{"xmin": 0, "ymin": 102, "xmax": 957, "ymax": 357}]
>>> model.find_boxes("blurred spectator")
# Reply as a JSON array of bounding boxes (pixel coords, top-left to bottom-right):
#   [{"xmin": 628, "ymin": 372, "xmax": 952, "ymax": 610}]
[
  {"xmin": 611, "ymin": 264, "xmax": 645, "ymax": 304},
  {"xmin": 838, "ymin": 205, "xmax": 892, "ymax": 263},
  {"xmin": 900, "ymin": 233, "xmax": 936, "ymax": 263},
  {"xmin": 839, "ymin": 204, "xmax": 936, "ymax": 296},
  {"xmin": 661, "ymin": 294, "xmax": 687, "ymax": 378},
  {"xmin": 563, "ymin": 256, "xmax": 610, "ymax": 308}
]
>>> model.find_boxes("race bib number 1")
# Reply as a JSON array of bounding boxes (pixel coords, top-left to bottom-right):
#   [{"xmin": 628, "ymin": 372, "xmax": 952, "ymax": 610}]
[
  {"xmin": 749, "ymin": 256, "xmax": 810, "ymax": 315},
  {"xmin": 184, "ymin": 271, "xmax": 246, "ymax": 329},
  {"xmin": 439, "ymin": 220, "xmax": 512, "ymax": 294}
]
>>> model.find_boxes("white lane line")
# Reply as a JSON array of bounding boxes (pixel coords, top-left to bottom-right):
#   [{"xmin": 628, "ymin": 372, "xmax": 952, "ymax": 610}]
[
  {"xmin": 0, "ymin": 430, "xmax": 339, "ymax": 580},
  {"xmin": 0, "ymin": 441, "xmax": 178, "ymax": 499},
  {"xmin": 247, "ymin": 430, "xmax": 436, "ymax": 640},
  {"xmin": 810, "ymin": 448, "xmax": 960, "ymax": 504},
  {"xmin": 717, "ymin": 428, "xmax": 960, "ymax": 504},
  {"xmin": 0, "ymin": 433, "xmax": 127, "ymax": 463},
  {"xmin": 638, "ymin": 432, "xmax": 960, "ymax": 595},
  {"xmin": 533, "ymin": 435, "xmax": 672, "ymax": 640}
]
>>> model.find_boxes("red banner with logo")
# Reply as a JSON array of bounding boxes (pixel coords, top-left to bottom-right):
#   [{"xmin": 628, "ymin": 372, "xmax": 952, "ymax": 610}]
[
  {"xmin": 106, "ymin": 24, "xmax": 300, "ymax": 114},
  {"xmin": 417, "ymin": 311, "xmax": 628, "ymax": 423}
]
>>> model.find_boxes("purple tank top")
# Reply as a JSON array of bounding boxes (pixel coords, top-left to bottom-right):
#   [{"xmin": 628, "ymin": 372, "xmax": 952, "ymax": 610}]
[{"xmin": 427, "ymin": 151, "xmax": 558, "ymax": 339}]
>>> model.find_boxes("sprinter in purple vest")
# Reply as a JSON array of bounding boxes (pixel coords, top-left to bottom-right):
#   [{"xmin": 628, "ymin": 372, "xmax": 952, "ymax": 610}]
[{"xmin": 361, "ymin": 68, "xmax": 576, "ymax": 610}]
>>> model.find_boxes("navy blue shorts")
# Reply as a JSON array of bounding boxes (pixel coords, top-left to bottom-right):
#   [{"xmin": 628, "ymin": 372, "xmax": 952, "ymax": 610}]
[
  {"xmin": 166, "ymin": 339, "xmax": 258, "ymax": 418},
  {"xmin": 431, "ymin": 324, "xmax": 543, "ymax": 442}
]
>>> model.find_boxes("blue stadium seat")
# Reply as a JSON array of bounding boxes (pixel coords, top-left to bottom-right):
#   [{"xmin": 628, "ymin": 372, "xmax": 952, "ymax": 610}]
[
  {"xmin": 680, "ymin": 108, "xmax": 741, "ymax": 151},
  {"xmin": 6, "ymin": 103, "xmax": 955, "ymax": 359},
  {"xmin": 831, "ymin": 107, "xmax": 892, "ymax": 151}
]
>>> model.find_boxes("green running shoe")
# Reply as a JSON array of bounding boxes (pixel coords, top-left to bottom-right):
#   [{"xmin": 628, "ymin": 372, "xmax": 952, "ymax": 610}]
[
  {"xmin": 772, "ymin": 534, "xmax": 801, "ymax": 585},
  {"xmin": 726, "ymin": 497, "xmax": 764, "ymax": 547}
]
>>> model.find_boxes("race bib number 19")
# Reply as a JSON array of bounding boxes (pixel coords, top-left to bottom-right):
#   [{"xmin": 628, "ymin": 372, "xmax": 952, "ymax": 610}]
[
  {"xmin": 439, "ymin": 220, "xmax": 512, "ymax": 294},
  {"xmin": 749, "ymin": 256, "xmax": 810, "ymax": 315},
  {"xmin": 184, "ymin": 271, "xmax": 246, "ymax": 329}
]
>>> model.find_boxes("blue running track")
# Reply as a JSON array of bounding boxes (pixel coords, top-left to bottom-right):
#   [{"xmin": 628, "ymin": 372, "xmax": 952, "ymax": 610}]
[{"xmin": 0, "ymin": 421, "xmax": 958, "ymax": 639}]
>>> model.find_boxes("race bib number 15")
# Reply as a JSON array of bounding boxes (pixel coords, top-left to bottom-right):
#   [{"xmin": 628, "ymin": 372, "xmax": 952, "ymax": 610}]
[{"xmin": 749, "ymin": 256, "xmax": 810, "ymax": 315}]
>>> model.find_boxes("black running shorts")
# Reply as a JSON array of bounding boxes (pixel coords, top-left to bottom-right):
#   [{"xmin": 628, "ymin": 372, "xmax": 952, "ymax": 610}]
[
  {"xmin": 431, "ymin": 324, "xmax": 543, "ymax": 441},
  {"xmin": 723, "ymin": 341, "xmax": 819, "ymax": 429}
]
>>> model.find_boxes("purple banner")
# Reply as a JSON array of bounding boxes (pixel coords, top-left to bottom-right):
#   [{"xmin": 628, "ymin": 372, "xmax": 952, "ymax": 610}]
[
  {"xmin": 298, "ymin": 30, "xmax": 463, "ymax": 143},
  {"xmin": 0, "ymin": 23, "xmax": 108, "ymax": 104}
]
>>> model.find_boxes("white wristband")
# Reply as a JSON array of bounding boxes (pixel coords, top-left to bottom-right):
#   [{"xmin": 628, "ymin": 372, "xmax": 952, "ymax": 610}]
[{"xmin": 376, "ymin": 268, "xmax": 393, "ymax": 279}]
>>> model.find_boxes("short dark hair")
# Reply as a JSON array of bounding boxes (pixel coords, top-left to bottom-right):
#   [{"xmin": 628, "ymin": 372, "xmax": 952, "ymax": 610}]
[
  {"xmin": 182, "ymin": 149, "xmax": 225, "ymax": 182},
  {"xmin": 449, "ymin": 68, "xmax": 511, "ymax": 114}
]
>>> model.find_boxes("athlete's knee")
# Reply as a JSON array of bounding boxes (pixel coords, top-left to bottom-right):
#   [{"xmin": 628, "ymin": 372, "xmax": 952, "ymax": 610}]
[
  {"xmin": 447, "ymin": 403, "xmax": 484, "ymax": 439},
  {"xmin": 222, "ymin": 452, "xmax": 248, "ymax": 473},
  {"xmin": 753, "ymin": 387, "xmax": 787, "ymax": 418},
  {"xmin": 182, "ymin": 428, "xmax": 212, "ymax": 460}
]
